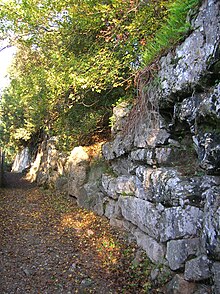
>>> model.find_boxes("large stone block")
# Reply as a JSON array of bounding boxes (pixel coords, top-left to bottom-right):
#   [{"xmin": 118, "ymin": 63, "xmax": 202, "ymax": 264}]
[
  {"xmin": 118, "ymin": 196, "xmax": 161, "ymax": 240},
  {"xmin": 134, "ymin": 228, "xmax": 165, "ymax": 263},
  {"xmin": 147, "ymin": 168, "xmax": 204, "ymax": 207},
  {"xmin": 65, "ymin": 147, "xmax": 89, "ymax": 197},
  {"xmin": 160, "ymin": 206, "xmax": 203, "ymax": 242},
  {"xmin": 158, "ymin": 0, "xmax": 220, "ymax": 105},
  {"xmin": 166, "ymin": 274, "xmax": 197, "ymax": 294},
  {"xmin": 166, "ymin": 239, "xmax": 201, "ymax": 270},
  {"xmin": 184, "ymin": 255, "xmax": 212, "ymax": 281},
  {"xmin": 202, "ymin": 187, "xmax": 220, "ymax": 260},
  {"xmin": 102, "ymin": 174, "xmax": 136, "ymax": 199},
  {"xmin": 102, "ymin": 133, "xmax": 134, "ymax": 160}
]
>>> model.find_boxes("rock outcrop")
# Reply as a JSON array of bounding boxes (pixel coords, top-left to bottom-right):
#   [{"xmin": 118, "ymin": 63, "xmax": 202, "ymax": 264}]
[{"xmin": 11, "ymin": 147, "xmax": 30, "ymax": 173}]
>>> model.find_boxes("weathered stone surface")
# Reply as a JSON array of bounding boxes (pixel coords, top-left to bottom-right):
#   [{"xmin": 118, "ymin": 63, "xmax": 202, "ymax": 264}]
[
  {"xmin": 195, "ymin": 132, "xmax": 220, "ymax": 174},
  {"xmin": 166, "ymin": 239, "xmax": 201, "ymax": 270},
  {"xmin": 115, "ymin": 175, "xmax": 136, "ymax": 196},
  {"xmin": 54, "ymin": 176, "xmax": 68, "ymax": 191},
  {"xmin": 130, "ymin": 147, "xmax": 187, "ymax": 167},
  {"xmin": 82, "ymin": 164, "xmax": 107, "ymax": 215},
  {"xmin": 102, "ymin": 133, "xmax": 134, "ymax": 160},
  {"xmin": 150, "ymin": 168, "xmax": 182, "ymax": 205},
  {"xmin": 202, "ymin": 187, "xmax": 220, "ymax": 260},
  {"xmin": 101, "ymin": 174, "xmax": 118, "ymax": 199},
  {"xmin": 158, "ymin": 0, "xmax": 220, "ymax": 104},
  {"xmin": 111, "ymin": 157, "xmax": 137, "ymax": 176},
  {"xmin": 65, "ymin": 147, "xmax": 89, "ymax": 197},
  {"xmin": 212, "ymin": 262, "xmax": 220, "ymax": 294},
  {"xmin": 118, "ymin": 196, "xmax": 161, "ymax": 239},
  {"xmin": 102, "ymin": 174, "xmax": 137, "ymax": 199},
  {"xmin": 184, "ymin": 255, "xmax": 212, "ymax": 281},
  {"xmin": 134, "ymin": 127, "xmax": 170, "ymax": 148},
  {"xmin": 160, "ymin": 206, "xmax": 203, "ymax": 242},
  {"xmin": 147, "ymin": 168, "xmax": 205, "ymax": 207},
  {"xmin": 111, "ymin": 100, "xmax": 131, "ymax": 135},
  {"xmin": 134, "ymin": 228, "xmax": 165, "ymax": 263},
  {"xmin": 135, "ymin": 166, "xmax": 154, "ymax": 199},
  {"xmin": 104, "ymin": 199, "xmax": 121, "ymax": 219},
  {"xmin": 178, "ymin": 83, "xmax": 220, "ymax": 174},
  {"xmin": 12, "ymin": 147, "xmax": 30, "ymax": 173},
  {"xmin": 198, "ymin": 83, "xmax": 220, "ymax": 120},
  {"xmin": 130, "ymin": 148, "xmax": 155, "ymax": 165},
  {"xmin": 166, "ymin": 274, "xmax": 197, "ymax": 294}
]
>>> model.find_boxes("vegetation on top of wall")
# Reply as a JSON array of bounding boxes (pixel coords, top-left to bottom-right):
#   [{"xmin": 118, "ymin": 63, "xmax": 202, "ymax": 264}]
[
  {"xmin": 0, "ymin": 0, "xmax": 201, "ymax": 161},
  {"xmin": 142, "ymin": 0, "xmax": 201, "ymax": 66},
  {"xmin": 0, "ymin": 0, "xmax": 171, "ymax": 157}
]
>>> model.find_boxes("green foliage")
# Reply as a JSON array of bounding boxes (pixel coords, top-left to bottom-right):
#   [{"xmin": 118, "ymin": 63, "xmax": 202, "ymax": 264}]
[
  {"xmin": 142, "ymin": 0, "xmax": 201, "ymax": 65},
  {"xmin": 0, "ymin": 0, "xmax": 200, "ymax": 155},
  {"xmin": 0, "ymin": 0, "xmax": 171, "ymax": 152}
]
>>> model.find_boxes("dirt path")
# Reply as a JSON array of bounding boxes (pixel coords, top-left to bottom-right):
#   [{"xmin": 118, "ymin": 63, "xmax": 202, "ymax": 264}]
[{"xmin": 0, "ymin": 173, "xmax": 157, "ymax": 294}]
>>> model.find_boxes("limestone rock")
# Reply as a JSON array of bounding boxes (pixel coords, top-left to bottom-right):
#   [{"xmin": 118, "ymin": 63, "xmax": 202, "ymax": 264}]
[
  {"xmin": 178, "ymin": 83, "xmax": 220, "ymax": 174},
  {"xmin": 158, "ymin": 0, "xmax": 220, "ymax": 105},
  {"xmin": 166, "ymin": 239, "xmax": 201, "ymax": 270},
  {"xmin": 110, "ymin": 100, "xmax": 131, "ymax": 135},
  {"xmin": 147, "ymin": 168, "xmax": 205, "ymax": 207},
  {"xmin": 184, "ymin": 255, "xmax": 212, "ymax": 281},
  {"xmin": 133, "ymin": 228, "xmax": 165, "ymax": 263},
  {"xmin": 111, "ymin": 157, "xmax": 137, "ymax": 176},
  {"xmin": 160, "ymin": 206, "xmax": 203, "ymax": 242},
  {"xmin": 212, "ymin": 262, "xmax": 220, "ymax": 294},
  {"xmin": 102, "ymin": 174, "xmax": 136, "ymax": 199},
  {"xmin": 12, "ymin": 147, "xmax": 30, "ymax": 173},
  {"xmin": 101, "ymin": 174, "xmax": 118, "ymax": 199},
  {"xmin": 102, "ymin": 133, "xmax": 134, "ymax": 160},
  {"xmin": 118, "ymin": 196, "xmax": 161, "ymax": 240},
  {"xmin": 134, "ymin": 127, "xmax": 170, "ymax": 148},
  {"xmin": 202, "ymin": 187, "xmax": 220, "ymax": 260},
  {"xmin": 65, "ymin": 147, "xmax": 89, "ymax": 197},
  {"xmin": 130, "ymin": 148, "xmax": 155, "ymax": 165},
  {"xmin": 166, "ymin": 274, "xmax": 197, "ymax": 294},
  {"xmin": 104, "ymin": 199, "xmax": 121, "ymax": 220}
]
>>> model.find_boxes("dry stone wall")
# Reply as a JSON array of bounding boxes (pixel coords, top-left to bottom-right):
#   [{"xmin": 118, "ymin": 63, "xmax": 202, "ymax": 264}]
[{"xmin": 21, "ymin": 0, "xmax": 220, "ymax": 292}]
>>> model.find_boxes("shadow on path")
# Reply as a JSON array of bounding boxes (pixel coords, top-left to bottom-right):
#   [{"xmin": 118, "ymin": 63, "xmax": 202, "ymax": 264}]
[{"xmin": 3, "ymin": 172, "xmax": 36, "ymax": 190}]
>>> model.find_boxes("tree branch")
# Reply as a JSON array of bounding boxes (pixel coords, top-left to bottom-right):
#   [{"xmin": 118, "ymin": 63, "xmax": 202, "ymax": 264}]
[{"xmin": 0, "ymin": 44, "xmax": 12, "ymax": 53}]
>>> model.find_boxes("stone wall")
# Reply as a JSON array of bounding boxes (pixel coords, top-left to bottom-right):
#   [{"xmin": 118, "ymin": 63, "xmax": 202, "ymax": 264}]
[{"xmin": 25, "ymin": 0, "xmax": 220, "ymax": 292}]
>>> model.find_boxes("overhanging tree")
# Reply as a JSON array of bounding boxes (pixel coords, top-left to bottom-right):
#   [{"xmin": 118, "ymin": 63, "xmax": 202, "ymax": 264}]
[{"xmin": 0, "ymin": 0, "xmax": 170, "ymax": 153}]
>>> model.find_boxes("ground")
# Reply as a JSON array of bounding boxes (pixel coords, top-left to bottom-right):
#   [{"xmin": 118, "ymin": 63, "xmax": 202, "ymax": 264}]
[{"xmin": 0, "ymin": 172, "xmax": 166, "ymax": 293}]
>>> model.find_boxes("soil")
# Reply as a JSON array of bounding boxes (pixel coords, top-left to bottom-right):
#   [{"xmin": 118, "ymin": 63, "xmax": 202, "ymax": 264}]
[{"xmin": 0, "ymin": 172, "xmax": 160, "ymax": 294}]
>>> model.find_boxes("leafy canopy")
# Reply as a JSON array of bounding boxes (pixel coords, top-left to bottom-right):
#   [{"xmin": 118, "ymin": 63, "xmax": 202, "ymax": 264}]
[
  {"xmin": 0, "ymin": 0, "xmax": 170, "ymax": 153},
  {"xmin": 1, "ymin": 0, "xmax": 200, "ymax": 157}
]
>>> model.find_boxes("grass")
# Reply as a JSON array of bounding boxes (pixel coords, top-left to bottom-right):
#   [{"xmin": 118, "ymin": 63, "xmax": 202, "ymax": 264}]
[{"xmin": 142, "ymin": 0, "xmax": 201, "ymax": 66}]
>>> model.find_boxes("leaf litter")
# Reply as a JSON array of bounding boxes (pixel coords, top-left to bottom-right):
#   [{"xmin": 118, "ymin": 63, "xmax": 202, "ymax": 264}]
[{"xmin": 0, "ymin": 173, "xmax": 167, "ymax": 293}]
